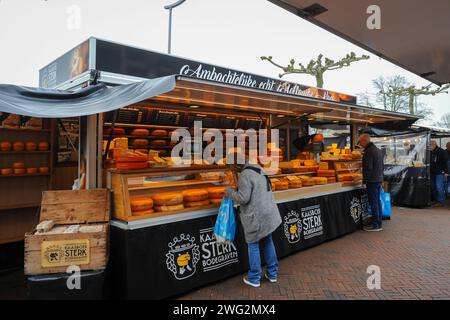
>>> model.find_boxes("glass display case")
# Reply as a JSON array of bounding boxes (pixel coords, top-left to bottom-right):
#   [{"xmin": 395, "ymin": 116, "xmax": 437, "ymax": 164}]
[{"xmin": 108, "ymin": 165, "xmax": 236, "ymax": 221}]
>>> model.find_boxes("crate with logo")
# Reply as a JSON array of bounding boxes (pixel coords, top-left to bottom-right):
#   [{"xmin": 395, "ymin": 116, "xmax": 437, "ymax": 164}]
[{"xmin": 24, "ymin": 189, "xmax": 110, "ymax": 275}]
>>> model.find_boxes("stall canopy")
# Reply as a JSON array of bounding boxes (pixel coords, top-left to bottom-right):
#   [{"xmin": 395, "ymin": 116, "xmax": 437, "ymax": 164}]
[
  {"xmin": 153, "ymin": 76, "xmax": 419, "ymax": 125},
  {"xmin": 269, "ymin": 0, "xmax": 450, "ymax": 85},
  {"xmin": 0, "ymin": 75, "xmax": 175, "ymax": 118}
]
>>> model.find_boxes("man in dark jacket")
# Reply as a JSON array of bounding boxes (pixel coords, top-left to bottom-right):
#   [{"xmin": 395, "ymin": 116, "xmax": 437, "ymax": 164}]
[
  {"xmin": 359, "ymin": 134, "xmax": 384, "ymax": 231},
  {"xmin": 430, "ymin": 140, "xmax": 449, "ymax": 206}
]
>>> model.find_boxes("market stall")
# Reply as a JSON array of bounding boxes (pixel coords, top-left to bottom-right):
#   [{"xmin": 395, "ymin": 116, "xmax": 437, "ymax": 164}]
[{"xmin": 1, "ymin": 37, "xmax": 419, "ymax": 299}]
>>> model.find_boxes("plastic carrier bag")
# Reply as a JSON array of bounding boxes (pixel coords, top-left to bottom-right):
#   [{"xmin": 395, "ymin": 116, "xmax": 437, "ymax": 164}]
[
  {"xmin": 214, "ymin": 197, "xmax": 236, "ymax": 244},
  {"xmin": 366, "ymin": 190, "xmax": 391, "ymax": 220}
]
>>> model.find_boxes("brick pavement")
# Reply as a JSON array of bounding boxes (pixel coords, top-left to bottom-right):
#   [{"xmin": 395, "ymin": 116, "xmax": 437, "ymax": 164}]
[{"xmin": 180, "ymin": 202, "xmax": 450, "ymax": 300}]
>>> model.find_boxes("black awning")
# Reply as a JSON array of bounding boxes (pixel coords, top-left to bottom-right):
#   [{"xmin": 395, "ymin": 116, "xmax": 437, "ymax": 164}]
[{"xmin": 0, "ymin": 75, "xmax": 176, "ymax": 118}]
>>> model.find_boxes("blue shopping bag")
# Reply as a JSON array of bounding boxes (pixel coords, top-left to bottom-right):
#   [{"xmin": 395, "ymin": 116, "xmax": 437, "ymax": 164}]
[
  {"xmin": 366, "ymin": 190, "xmax": 391, "ymax": 220},
  {"xmin": 214, "ymin": 197, "xmax": 236, "ymax": 244}
]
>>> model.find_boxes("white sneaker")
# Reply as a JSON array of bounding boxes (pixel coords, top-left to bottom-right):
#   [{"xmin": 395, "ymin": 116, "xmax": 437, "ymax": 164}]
[
  {"xmin": 243, "ymin": 277, "xmax": 260, "ymax": 288},
  {"xmin": 265, "ymin": 273, "xmax": 277, "ymax": 283}
]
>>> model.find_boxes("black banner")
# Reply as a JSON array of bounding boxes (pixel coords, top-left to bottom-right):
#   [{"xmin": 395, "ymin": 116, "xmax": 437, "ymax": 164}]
[
  {"xmin": 110, "ymin": 188, "xmax": 367, "ymax": 300},
  {"xmin": 94, "ymin": 39, "xmax": 356, "ymax": 104}
]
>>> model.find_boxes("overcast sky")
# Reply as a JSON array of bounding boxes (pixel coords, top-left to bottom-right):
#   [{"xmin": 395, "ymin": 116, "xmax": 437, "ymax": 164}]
[{"xmin": 0, "ymin": 0, "xmax": 448, "ymax": 124}]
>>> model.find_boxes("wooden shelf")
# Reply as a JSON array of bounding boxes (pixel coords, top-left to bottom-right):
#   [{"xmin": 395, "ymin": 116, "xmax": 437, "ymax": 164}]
[
  {"xmin": 0, "ymin": 127, "xmax": 50, "ymax": 133},
  {"xmin": 128, "ymin": 146, "xmax": 173, "ymax": 149},
  {"xmin": 104, "ymin": 123, "xmax": 186, "ymax": 130},
  {"xmin": 0, "ymin": 151, "xmax": 51, "ymax": 155},
  {"xmin": 103, "ymin": 134, "xmax": 172, "ymax": 140},
  {"xmin": 128, "ymin": 179, "xmax": 223, "ymax": 191},
  {"xmin": 0, "ymin": 202, "xmax": 40, "ymax": 210},
  {"xmin": 0, "ymin": 173, "xmax": 50, "ymax": 179}
]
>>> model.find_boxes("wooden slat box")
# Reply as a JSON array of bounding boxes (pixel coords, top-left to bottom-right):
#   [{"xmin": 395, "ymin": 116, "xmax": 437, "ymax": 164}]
[{"xmin": 24, "ymin": 189, "xmax": 110, "ymax": 275}]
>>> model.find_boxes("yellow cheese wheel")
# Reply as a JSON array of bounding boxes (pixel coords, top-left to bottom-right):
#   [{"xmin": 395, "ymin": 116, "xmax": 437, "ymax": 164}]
[
  {"xmin": 182, "ymin": 189, "xmax": 209, "ymax": 202},
  {"xmin": 207, "ymin": 187, "xmax": 226, "ymax": 199},
  {"xmin": 209, "ymin": 198, "xmax": 223, "ymax": 205},
  {"xmin": 152, "ymin": 192, "xmax": 183, "ymax": 206},
  {"xmin": 274, "ymin": 180, "xmax": 289, "ymax": 190},
  {"xmin": 287, "ymin": 179, "xmax": 302, "ymax": 188},
  {"xmin": 26, "ymin": 167, "xmax": 38, "ymax": 174},
  {"xmin": 132, "ymin": 209, "xmax": 154, "ymax": 216},
  {"xmin": 154, "ymin": 204, "xmax": 185, "ymax": 212},
  {"xmin": 38, "ymin": 142, "xmax": 49, "ymax": 151},
  {"xmin": 319, "ymin": 162, "xmax": 329, "ymax": 170},
  {"xmin": 302, "ymin": 178, "xmax": 315, "ymax": 186},
  {"xmin": 25, "ymin": 142, "xmax": 37, "ymax": 151},
  {"xmin": 38, "ymin": 167, "xmax": 50, "ymax": 174},
  {"xmin": 150, "ymin": 140, "xmax": 167, "ymax": 147},
  {"xmin": 151, "ymin": 129, "xmax": 168, "ymax": 137},
  {"xmin": 0, "ymin": 142, "xmax": 12, "ymax": 151},
  {"xmin": 317, "ymin": 169, "xmax": 336, "ymax": 177},
  {"xmin": 12, "ymin": 162, "xmax": 25, "ymax": 169},
  {"xmin": 14, "ymin": 168, "xmax": 26, "ymax": 174},
  {"xmin": 184, "ymin": 199, "xmax": 211, "ymax": 208},
  {"xmin": 304, "ymin": 160, "xmax": 317, "ymax": 166},
  {"xmin": 130, "ymin": 198, "xmax": 154, "ymax": 211},
  {"xmin": 1, "ymin": 168, "xmax": 13, "ymax": 175},
  {"xmin": 312, "ymin": 177, "xmax": 328, "ymax": 185},
  {"xmin": 12, "ymin": 142, "xmax": 25, "ymax": 151},
  {"xmin": 131, "ymin": 139, "xmax": 149, "ymax": 147},
  {"xmin": 130, "ymin": 129, "xmax": 150, "ymax": 136}
]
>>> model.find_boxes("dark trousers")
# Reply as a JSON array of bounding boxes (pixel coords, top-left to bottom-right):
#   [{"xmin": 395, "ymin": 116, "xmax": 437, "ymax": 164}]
[{"xmin": 367, "ymin": 182, "xmax": 383, "ymax": 228}]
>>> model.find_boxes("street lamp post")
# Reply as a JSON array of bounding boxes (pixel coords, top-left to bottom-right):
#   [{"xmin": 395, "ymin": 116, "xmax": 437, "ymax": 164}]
[{"xmin": 164, "ymin": 0, "xmax": 187, "ymax": 54}]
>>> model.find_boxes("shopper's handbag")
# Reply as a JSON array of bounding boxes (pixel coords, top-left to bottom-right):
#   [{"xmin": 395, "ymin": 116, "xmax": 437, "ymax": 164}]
[{"xmin": 214, "ymin": 197, "xmax": 236, "ymax": 244}]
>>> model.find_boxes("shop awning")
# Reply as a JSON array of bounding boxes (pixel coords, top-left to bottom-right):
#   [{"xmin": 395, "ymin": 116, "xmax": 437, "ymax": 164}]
[
  {"xmin": 0, "ymin": 75, "xmax": 175, "ymax": 118},
  {"xmin": 150, "ymin": 76, "xmax": 419, "ymax": 125},
  {"xmin": 269, "ymin": 0, "xmax": 450, "ymax": 85}
]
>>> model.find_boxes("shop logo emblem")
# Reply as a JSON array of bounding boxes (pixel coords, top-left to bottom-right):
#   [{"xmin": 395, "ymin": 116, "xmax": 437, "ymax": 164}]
[
  {"xmin": 283, "ymin": 210, "xmax": 302, "ymax": 244},
  {"xmin": 166, "ymin": 234, "xmax": 201, "ymax": 280},
  {"xmin": 44, "ymin": 245, "xmax": 64, "ymax": 264},
  {"xmin": 350, "ymin": 197, "xmax": 362, "ymax": 223}
]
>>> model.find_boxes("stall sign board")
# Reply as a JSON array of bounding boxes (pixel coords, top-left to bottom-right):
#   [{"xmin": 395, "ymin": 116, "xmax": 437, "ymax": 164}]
[{"xmin": 41, "ymin": 239, "xmax": 90, "ymax": 268}]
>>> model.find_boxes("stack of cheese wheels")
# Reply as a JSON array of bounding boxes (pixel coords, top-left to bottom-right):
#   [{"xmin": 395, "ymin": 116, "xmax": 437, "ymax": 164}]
[
  {"xmin": 302, "ymin": 177, "xmax": 315, "ymax": 187},
  {"xmin": 312, "ymin": 177, "xmax": 328, "ymax": 185},
  {"xmin": 13, "ymin": 162, "xmax": 25, "ymax": 174},
  {"xmin": 151, "ymin": 129, "xmax": 168, "ymax": 137},
  {"xmin": 182, "ymin": 189, "xmax": 209, "ymax": 208},
  {"xmin": 270, "ymin": 178, "xmax": 288, "ymax": 191},
  {"xmin": 285, "ymin": 176, "xmax": 302, "ymax": 188},
  {"xmin": 130, "ymin": 197, "xmax": 154, "ymax": 216},
  {"xmin": 317, "ymin": 169, "xmax": 336, "ymax": 177},
  {"xmin": 152, "ymin": 192, "xmax": 184, "ymax": 212},
  {"xmin": 130, "ymin": 129, "xmax": 150, "ymax": 136},
  {"xmin": 327, "ymin": 177, "xmax": 337, "ymax": 184},
  {"xmin": 207, "ymin": 186, "xmax": 226, "ymax": 206}
]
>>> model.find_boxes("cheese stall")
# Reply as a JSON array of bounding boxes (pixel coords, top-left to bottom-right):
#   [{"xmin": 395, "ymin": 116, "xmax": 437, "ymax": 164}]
[{"xmin": 34, "ymin": 38, "xmax": 419, "ymax": 299}]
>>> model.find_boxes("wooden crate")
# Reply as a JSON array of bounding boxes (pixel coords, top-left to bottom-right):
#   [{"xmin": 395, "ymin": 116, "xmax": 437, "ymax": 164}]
[{"xmin": 24, "ymin": 189, "xmax": 110, "ymax": 275}]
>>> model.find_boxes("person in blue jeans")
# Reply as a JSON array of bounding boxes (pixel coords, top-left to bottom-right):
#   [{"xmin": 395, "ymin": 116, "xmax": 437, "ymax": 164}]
[
  {"xmin": 226, "ymin": 158, "xmax": 282, "ymax": 288},
  {"xmin": 359, "ymin": 134, "xmax": 384, "ymax": 231},
  {"xmin": 430, "ymin": 140, "xmax": 449, "ymax": 206}
]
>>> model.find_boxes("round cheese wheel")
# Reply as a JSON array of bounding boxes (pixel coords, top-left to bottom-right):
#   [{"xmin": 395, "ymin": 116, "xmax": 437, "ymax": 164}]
[
  {"xmin": 131, "ymin": 139, "xmax": 149, "ymax": 147},
  {"xmin": 1, "ymin": 168, "xmax": 13, "ymax": 175},
  {"xmin": 150, "ymin": 140, "xmax": 167, "ymax": 147},
  {"xmin": 130, "ymin": 129, "xmax": 150, "ymax": 136},
  {"xmin": 273, "ymin": 180, "xmax": 288, "ymax": 190},
  {"xmin": 154, "ymin": 204, "xmax": 185, "ymax": 212},
  {"xmin": 131, "ymin": 209, "xmax": 154, "ymax": 216},
  {"xmin": 25, "ymin": 142, "xmax": 37, "ymax": 151},
  {"xmin": 184, "ymin": 199, "xmax": 211, "ymax": 208},
  {"xmin": 38, "ymin": 167, "xmax": 50, "ymax": 174},
  {"xmin": 116, "ymin": 161, "xmax": 148, "ymax": 170},
  {"xmin": 151, "ymin": 129, "xmax": 168, "ymax": 137},
  {"xmin": 12, "ymin": 142, "xmax": 25, "ymax": 151},
  {"xmin": 105, "ymin": 128, "xmax": 125, "ymax": 135},
  {"xmin": 130, "ymin": 198, "xmax": 153, "ymax": 211},
  {"xmin": 302, "ymin": 178, "xmax": 315, "ymax": 186},
  {"xmin": 317, "ymin": 169, "xmax": 336, "ymax": 177},
  {"xmin": 38, "ymin": 142, "xmax": 49, "ymax": 151},
  {"xmin": 26, "ymin": 167, "xmax": 38, "ymax": 174},
  {"xmin": 313, "ymin": 177, "xmax": 328, "ymax": 185},
  {"xmin": 209, "ymin": 198, "xmax": 223, "ymax": 205},
  {"xmin": 0, "ymin": 142, "xmax": 12, "ymax": 151},
  {"xmin": 327, "ymin": 177, "xmax": 337, "ymax": 184},
  {"xmin": 115, "ymin": 155, "xmax": 148, "ymax": 163},
  {"xmin": 152, "ymin": 192, "xmax": 183, "ymax": 206},
  {"xmin": 182, "ymin": 189, "xmax": 208, "ymax": 202},
  {"xmin": 14, "ymin": 168, "xmax": 26, "ymax": 174},
  {"xmin": 12, "ymin": 162, "xmax": 25, "ymax": 169},
  {"xmin": 287, "ymin": 179, "xmax": 302, "ymax": 188},
  {"xmin": 207, "ymin": 187, "xmax": 226, "ymax": 199}
]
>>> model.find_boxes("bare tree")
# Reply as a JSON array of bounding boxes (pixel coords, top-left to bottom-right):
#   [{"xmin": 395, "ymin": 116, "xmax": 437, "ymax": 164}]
[
  {"xmin": 260, "ymin": 52, "xmax": 369, "ymax": 88},
  {"xmin": 435, "ymin": 113, "xmax": 450, "ymax": 128}
]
